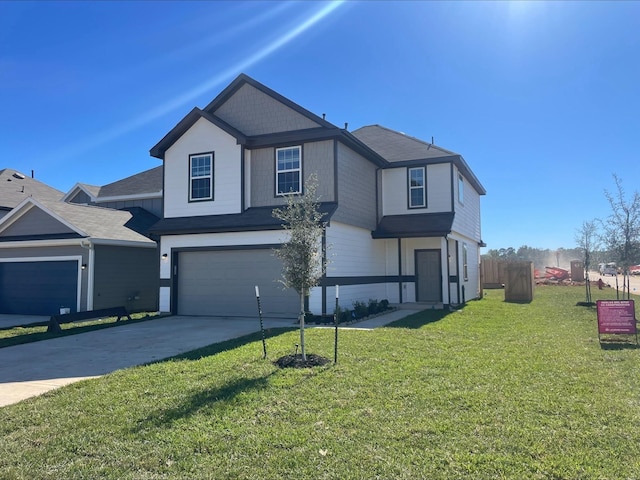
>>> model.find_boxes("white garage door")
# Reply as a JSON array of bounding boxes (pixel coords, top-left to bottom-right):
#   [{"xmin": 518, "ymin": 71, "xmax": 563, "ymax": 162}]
[{"xmin": 177, "ymin": 249, "xmax": 299, "ymax": 318}]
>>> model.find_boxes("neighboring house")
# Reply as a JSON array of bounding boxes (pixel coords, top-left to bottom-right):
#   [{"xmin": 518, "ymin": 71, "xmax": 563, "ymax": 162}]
[
  {"xmin": 0, "ymin": 167, "xmax": 162, "ymax": 316},
  {"xmin": 149, "ymin": 73, "xmax": 486, "ymax": 318},
  {"xmin": 0, "ymin": 197, "xmax": 159, "ymax": 315},
  {"xmin": 0, "ymin": 168, "xmax": 64, "ymax": 219},
  {"xmin": 64, "ymin": 166, "xmax": 163, "ymax": 217}
]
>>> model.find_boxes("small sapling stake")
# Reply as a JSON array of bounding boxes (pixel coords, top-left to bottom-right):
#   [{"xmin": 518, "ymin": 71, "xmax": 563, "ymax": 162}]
[{"xmin": 255, "ymin": 285, "xmax": 267, "ymax": 359}]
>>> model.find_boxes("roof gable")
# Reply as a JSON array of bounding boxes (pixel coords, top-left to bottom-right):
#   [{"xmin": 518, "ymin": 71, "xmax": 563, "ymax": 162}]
[{"xmin": 0, "ymin": 198, "xmax": 156, "ymax": 245}]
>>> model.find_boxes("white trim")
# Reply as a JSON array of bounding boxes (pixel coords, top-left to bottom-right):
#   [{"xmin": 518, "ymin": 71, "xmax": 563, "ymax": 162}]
[
  {"xmin": 0, "ymin": 255, "xmax": 83, "ymax": 312},
  {"xmin": 408, "ymin": 166, "xmax": 426, "ymax": 208},
  {"xmin": 95, "ymin": 191, "xmax": 163, "ymax": 203},
  {"xmin": 189, "ymin": 153, "xmax": 214, "ymax": 201},
  {"xmin": 275, "ymin": 145, "xmax": 302, "ymax": 195},
  {"xmin": 0, "ymin": 197, "xmax": 89, "ymax": 237},
  {"xmin": 61, "ymin": 183, "xmax": 98, "ymax": 203},
  {"xmin": 0, "ymin": 238, "xmax": 155, "ymax": 249},
  {"xmin": 87, "ymin": 245, "xmax": 95, "ymax": 310}
]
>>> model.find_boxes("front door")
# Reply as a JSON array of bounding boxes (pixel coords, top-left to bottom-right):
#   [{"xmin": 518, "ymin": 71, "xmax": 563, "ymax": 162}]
[{"xmin": 415, "ymin": 249, "xmax": 442, "ymax": 302}]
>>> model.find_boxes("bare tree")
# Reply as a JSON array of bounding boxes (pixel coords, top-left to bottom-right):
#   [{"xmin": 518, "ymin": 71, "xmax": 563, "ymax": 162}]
[
  {"xmin": 273, "ymin": 174, "xmax": 327, "ymax": 361},
  {"xmin": 575, "ymin": 219, "xmax": 600, "ymax": 304},
  {"xmin": 603, "ymin": 175, "xmax": 640, "ymax": 299}
]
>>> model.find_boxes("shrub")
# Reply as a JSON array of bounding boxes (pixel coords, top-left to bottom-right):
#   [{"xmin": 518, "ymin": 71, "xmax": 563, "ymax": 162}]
[
  {"xmin": 380, "ymin": 299, "xmax": 390, "ymax": 311},
  {"xmin": 353, "ymin": 301, "xmax": 368, "ymax": 319},
  {"xmin": 368, "ymin": 299, "xmax": 379, "ymax": 315}
]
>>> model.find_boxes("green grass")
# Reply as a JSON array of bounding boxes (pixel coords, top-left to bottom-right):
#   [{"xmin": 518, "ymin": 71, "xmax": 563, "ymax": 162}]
[
  {"xmin": 0, "ymin": 312, "xmax": 162, "ymax": 348},
  {"xmin": 1, "ymin": 286, "xmax": 639, "ymax": 479}
]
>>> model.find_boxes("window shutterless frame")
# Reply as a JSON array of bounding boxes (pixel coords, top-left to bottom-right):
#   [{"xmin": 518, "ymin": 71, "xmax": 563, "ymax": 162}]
[
  {"xmin": 408, "ymin": 166, "xmax": 426, "ymax": 208},
  {"xmin": 458, "ymin": 173, "xmax": 464, "ymax": 204},
  {"xmin": 275, "ymin": 146, "xmax": 302, "ymax": 196},
  {"xmin": 189, "ymin": 152, "xmax": 214, "ymax": 202}
]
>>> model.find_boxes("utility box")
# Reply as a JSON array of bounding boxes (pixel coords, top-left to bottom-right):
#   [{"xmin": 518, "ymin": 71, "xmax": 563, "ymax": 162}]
[
  {"xmin": 571, "ymin": 260, "xmax": 585, "ymax": 282},
  {"xmin": 504, "ymin": 261, "xmax": 534, "ymax": 303}
]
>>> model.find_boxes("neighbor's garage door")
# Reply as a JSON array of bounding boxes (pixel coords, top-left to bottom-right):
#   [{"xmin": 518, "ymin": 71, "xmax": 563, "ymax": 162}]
[
  {"xmin": 177, "ymin": 250, "xmax": 299, "ymax": 317},
  {"xmin": 0, "ymin": 260, "xmax": 78, "ymax": 315}
]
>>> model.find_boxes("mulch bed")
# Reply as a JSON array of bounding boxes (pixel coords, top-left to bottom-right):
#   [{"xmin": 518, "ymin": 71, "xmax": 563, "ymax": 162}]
[{"xmin": 274, "ymin": 353, "xmax": 331, "ymax": 369}]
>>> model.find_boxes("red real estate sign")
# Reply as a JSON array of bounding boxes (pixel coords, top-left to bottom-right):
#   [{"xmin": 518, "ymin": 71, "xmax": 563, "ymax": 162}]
[{"xmin": 596, "ymin": 300, "xmax": 637, "ymax": 335}]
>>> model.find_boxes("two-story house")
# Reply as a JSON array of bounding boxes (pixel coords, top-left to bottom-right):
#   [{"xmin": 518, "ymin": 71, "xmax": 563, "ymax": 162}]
[{"xmin": 149, "ymin": 74, "xmax": 485, "ymax": 318}]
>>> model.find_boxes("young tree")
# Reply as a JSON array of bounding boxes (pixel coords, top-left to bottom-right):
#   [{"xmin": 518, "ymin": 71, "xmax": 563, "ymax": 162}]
[
  {"xmin": 575, "ymin": 219, "xmax": 600, "ymax": 304},
  {"xmin": 603, "ymin": 175, "xmax": 640, "ymax": 299},
  {"xmin": 272, "ymin": 174, "xmax": 327, "ymax": 361}
]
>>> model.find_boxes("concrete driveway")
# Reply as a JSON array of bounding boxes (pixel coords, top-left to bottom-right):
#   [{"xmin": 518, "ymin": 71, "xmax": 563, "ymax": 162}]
[{"xmin": 0, "ymin": 308, "xmax": 421, "ymax": 407}]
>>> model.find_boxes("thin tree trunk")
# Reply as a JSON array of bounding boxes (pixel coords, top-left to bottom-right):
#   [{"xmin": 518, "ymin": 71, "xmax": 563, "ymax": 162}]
[{"xmin": 299, "ymin": 293, "xmax": 306, "ymax": 361}]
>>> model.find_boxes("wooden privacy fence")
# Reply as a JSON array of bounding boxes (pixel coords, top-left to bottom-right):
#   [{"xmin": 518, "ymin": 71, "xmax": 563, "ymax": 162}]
[{"xmin": 481, "ymin": 258, "xmax": 507, "ymax": 288}]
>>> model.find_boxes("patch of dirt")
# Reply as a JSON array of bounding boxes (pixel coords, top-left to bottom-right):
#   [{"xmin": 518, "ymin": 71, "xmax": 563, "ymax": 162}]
[{"xmin": 274, "ymin": 353, "xmax": 331, "ymax": 369}]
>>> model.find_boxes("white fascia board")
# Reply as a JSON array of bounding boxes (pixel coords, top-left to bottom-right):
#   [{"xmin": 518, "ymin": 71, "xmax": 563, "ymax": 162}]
[
  {"xmin": 0, "ymin": 197, "xmax": 89, "ymax": 237},
  {"xmin": 95, "ymin": 191, "xmax": 162, "ymax": 203},
  {"xmin": 0, "ymin": 238, "xmax": 89, "ymax": 249},
  {"xmin": 61, "ymin": 183, "xmax": 98, "ymax": 203},
  {"xmin": 90, "ymin": 238, "xmax": 157, "ymax": 248}
]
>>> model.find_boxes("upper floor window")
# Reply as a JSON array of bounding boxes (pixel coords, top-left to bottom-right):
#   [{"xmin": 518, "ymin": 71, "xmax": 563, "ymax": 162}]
[
  {"xmin": 276, "ymin": 146, "xmax": 301, "ymax": 195},
  {"xmin": 189, "ymin": 152, "xmax": 213, "ymax": 201},
  {"xmin": 458, "ymin": 173, "xmax": 464, "ymax": 204},
  {"xmin": 408, "ymin": 167, "xmax": 426, "ymax": 208}
]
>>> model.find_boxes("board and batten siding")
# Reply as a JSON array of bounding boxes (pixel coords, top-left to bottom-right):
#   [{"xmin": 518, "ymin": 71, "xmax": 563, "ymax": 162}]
[
  {"xmin": 382, "ymin": 163, "xmax": 451, "ymax": 216},
  {"xmin": 332, "ymin": 142, "xmax": 377, "ymax": 230},
  {"xmin": 452, "ymin": 167, "xmax": 482, "ymax": 242},
  {"xmin": 93, "ymin": 245, "xmax": 159, "ymax": 312},
  {"xmin": 163, "ymin": 117, "xmax": 241, "ymax": 218},
  {"xmin": 98, "ymin": 198, "xmax": 162, "ymax": 218},
  {"xmin": 248, "ymin": 140, "xmax": 335, "ymax": 208}
]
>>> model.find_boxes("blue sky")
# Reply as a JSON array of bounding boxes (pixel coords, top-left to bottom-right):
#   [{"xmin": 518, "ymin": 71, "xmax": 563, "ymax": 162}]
[{"xmin": 1, "ymin": 1, "xmax": 639, "ymax": 251}]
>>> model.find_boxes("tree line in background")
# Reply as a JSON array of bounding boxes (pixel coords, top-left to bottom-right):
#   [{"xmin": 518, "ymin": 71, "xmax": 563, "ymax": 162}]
[{"xmin": 483, "ymin": 175, "xmax": 640, "ymax": 302}]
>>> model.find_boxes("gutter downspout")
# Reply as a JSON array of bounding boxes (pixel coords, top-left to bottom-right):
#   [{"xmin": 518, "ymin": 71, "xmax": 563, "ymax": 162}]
[{"xmin": 81, "ymin": 239, "xmax": 95, "ymax": 311}]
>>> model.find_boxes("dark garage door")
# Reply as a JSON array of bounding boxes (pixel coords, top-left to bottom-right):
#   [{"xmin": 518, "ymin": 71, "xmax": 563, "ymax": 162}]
[
  {"xmin": 0, "ymin": 261, "xmax": 78, "ymax": 315},
  {"xmin": 177, "ymin": 249, "xmax": 299, "ymax": 317}
]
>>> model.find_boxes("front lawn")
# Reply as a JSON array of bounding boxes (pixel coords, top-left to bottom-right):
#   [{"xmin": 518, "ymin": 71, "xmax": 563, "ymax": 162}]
[{"xmin": 0, "ymin": 286, "xmax": 639, "ymax": 479}]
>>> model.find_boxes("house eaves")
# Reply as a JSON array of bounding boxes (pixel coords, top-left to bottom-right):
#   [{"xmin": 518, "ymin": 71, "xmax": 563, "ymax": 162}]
[
  {"xmin": 204, "ymin": 73, "xmax": 336, "ymax": 130},
  {"xmin": 150, "ymin": 203, "xmax": 338, "ymax": 236},
  {"xmin": 372, "ymin": 212, "xmax": 455, "ymax": 239},
  {"xmin": 61, "ymin": 183, "xmax": 101, "ymax": 203},
  {"xmin": 150, "ymin": 107, "xmax": 247, "ymax": 159}
]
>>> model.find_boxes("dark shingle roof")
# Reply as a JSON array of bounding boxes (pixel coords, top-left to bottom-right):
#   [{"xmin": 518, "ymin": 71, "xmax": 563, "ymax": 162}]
[
  {"xmin": 97, "ymin": 166, "xmax": 163, "ymax": 198},
  {"xmin": 352, "ymin": 125, "xmax": 486, "ymax": 195},
  {"xmin": 372, "ymin": 212, "xmax": 455, "ymax": 239},
  {"xmin": 352, "ymin": 125, "xmax": 459, "ymax": 162},
  {"xmin": 150, "ymin": 203, "xmax": 338, "ymax": 236},
  {"xmin": 37, "ymin": 200, "xmax": 158, "ymax": 243},
  {"xmin": 0, "ymin": 169, "xmax": 64, "ymax": 210}
]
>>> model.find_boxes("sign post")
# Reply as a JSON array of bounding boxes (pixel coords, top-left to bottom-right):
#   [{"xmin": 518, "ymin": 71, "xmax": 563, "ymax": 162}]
[
  {"xmin": 334, "ymin": 285, "xmax": 339, "ymax": 364},
  {"xmin": 255, "ymin": 286, "xmax": 267, "ymax": 359},
  {"xmin": 596, "ymin": 300, "xmax": 638, "ymax": 344}
]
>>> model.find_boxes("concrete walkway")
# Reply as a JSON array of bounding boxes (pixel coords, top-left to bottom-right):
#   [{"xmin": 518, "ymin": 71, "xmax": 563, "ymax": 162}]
[{"xmin": 0, "ymin": 308, "xmax": 422, "ymax": 407}]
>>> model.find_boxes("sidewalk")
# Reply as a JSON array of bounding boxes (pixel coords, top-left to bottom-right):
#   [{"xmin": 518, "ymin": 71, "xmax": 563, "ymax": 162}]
[{"xmin": 0, "ymin": 308, "xmax": 423, "ymax": 407}]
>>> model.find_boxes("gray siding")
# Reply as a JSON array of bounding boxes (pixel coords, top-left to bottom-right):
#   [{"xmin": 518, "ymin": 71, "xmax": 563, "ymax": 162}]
[
  {"xmin": 98, "ymin": 198, "xmax": 162, "ymax": 217},
  {"xmin": 68, "ymin": 190, "xmax": 94, "ymax": 205},
  {"xmin": 0, "ymin": 208, "xmax": 76, "ymax": 237},
  {"xmin": 333, "ymin": 142, "xmax": 377, "ymax": 230},
  {"xmin": 214, "ymin": 83, "xmax": 320, "ymax": 136},
  {"xmin": 250, "ymin": 140, "xmax": 335, "ymax": 207},
  {"xmin": 93, "ymin": 245, "xmax": 159, "ymax": 312}
]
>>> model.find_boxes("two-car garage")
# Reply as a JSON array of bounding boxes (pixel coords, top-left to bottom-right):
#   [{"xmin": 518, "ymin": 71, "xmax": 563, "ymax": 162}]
[{"xmin": 176, "ymin": 249, "xmax": 299, "ymax": 318}]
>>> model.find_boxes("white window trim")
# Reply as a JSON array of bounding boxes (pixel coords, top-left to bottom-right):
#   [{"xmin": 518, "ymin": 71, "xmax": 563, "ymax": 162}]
[
  {"xmin": 408, "ymin": 166, "xmax": 426, "ymax": 208},
  {"xmin": 463, "ymin": 242, "xmax": 468, "ymax": 281},
  {"xmin": 458, "ymin": 173, "xmax": 464, "ymax": 205},
  {"xmin": 275, "ymin": 146, "xmax": 302, "ymax": 196},
  {"xmin": 189, "ymin": 152, "xmax": 213, "ymax": 202}
]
